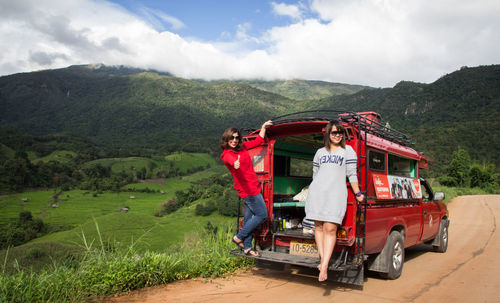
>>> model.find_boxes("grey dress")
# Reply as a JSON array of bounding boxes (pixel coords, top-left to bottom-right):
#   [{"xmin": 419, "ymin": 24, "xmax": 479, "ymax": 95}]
[{"xmin": 305, "ymin": 145, "xmax": 358, "ymax": 224}]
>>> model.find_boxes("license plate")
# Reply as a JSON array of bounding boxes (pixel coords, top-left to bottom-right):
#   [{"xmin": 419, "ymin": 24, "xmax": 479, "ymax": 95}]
[{"xmin": 289, "ymin": 241, "xmax": 319, "ymax": 258}]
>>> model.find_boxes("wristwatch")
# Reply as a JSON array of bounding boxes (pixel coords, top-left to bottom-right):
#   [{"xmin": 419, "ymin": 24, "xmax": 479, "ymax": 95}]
[{"xmin": 356, "ymin": 192, "xmax": 363, "ymax": 197}]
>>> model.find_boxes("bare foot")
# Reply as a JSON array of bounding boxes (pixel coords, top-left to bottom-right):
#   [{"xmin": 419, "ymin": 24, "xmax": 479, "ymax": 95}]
[{"xmin": 318, "ymin": 264, "xmax": 328, "ymax": 282}]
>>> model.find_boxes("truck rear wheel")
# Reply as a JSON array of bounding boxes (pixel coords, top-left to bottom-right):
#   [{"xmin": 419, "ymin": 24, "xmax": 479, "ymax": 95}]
[
  {"xmin": 380, "ymin": 231, "xmax": 404, "ymax": 280},
  {"xmin": 433, "ymin": 219, "xmax": 449, "ymax": 253}
]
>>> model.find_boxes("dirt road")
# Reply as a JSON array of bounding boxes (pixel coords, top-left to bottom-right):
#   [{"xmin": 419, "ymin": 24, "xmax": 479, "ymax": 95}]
[{"xmin": 105, "ymin": 195, "xmax": 500, "ymax": 303}]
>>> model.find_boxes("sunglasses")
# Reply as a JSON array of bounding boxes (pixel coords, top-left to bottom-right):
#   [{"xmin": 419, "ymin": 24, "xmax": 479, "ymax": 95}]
[
  {"xmin": 229, "ymin": 135, "xmax": 240, "ymax": 141},
  {"xmin": 330, "ymin": 131, "xmax": 344, "ymax": 136}
]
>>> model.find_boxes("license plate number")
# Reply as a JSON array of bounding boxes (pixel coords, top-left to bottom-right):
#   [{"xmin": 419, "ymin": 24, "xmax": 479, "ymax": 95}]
[{"xmin": 289, "ymin": 241, "xmax": 319, "ymax": 257}]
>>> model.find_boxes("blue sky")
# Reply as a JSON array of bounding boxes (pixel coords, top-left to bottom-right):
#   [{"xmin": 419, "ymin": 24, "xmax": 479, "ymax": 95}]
[
  {"xmin": 110, "ymin": 0, "xmax": 311, "ymax": 41},
  {"xmin": 1, "ymin": 0, "xmax": 499, "ymax": 87}
]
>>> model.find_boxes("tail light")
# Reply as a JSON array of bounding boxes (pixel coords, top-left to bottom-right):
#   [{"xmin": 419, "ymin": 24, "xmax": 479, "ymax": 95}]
[{"xmin": 337, "ymin": 228, "xmax": 347, "ymax": 238}]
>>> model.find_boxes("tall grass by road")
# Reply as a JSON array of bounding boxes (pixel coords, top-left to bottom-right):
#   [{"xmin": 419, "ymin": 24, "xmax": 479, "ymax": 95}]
[{"xmin": 0, "ymin": 223, "xmax": 252, "ymax": 303}]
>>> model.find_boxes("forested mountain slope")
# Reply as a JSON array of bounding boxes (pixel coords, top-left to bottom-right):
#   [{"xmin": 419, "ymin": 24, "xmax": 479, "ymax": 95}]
[
  {"xmin": 0, "ymin": 65, "xmax": 295, "ymax": 151},
  {"xmin": 234, "ymin": 79, "xmax": 370, "ymax": 100},
  {"xmin": 320, "ymin": 65, "xmax": 500, "ymax": 173},
  {"xmin": 1, "ymin": 64, "xmax": 498, "ymax": 175}
]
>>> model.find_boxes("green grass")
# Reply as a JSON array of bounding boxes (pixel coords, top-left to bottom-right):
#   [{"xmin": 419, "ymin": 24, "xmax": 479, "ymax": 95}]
[
  {"xmin": 0, "ymin": 143, "xmax": 15, "ymax": 160},
  {"xmin": 0, "ymin": 177, "xmax": 191, "ymax": 225},
  {"xmin": 83, "ymin": 157, "xmax": 155, "ymax": 174},
  {"xmin": 122, "ymin": 177, "xmax": 190, "ymax": 192},
  {"xmin": 165, "ymin": 152, "xmax": 217, "ymax": 174},
  {"xmin": 31, "ymin": 150, "xmax": 77, "ymax": 164},
  {"xmin": 432, "ymin": 186, "xmax": 499, "ymax": 204},
  {"xmin": 31, "ymin": 198, "xmax": 234, "ymax": 253},
  {"xmin": 180, "ymin": 165, "xmax": 226, "ymax": 183},
  {"xmin": 0, "ymin": 190, "xmax": 58, "ymax": 225},
  {"xmin": 0, "ymin": 242, "xmax": 84, "ymax": 274},
  {"xmin": 1, "ymin": 174, "xmax": 233, "ymax": 254},
  {"xmin": 0, "ymin": 170, "xmax": 234, "ymax": 250},
  {"xmin": 0, "ymin": 225, "xmax": 252, "ymax": 303},
  {"xmin": 81, "ymin": 152, "xmax": 218, "ymax": 177}
]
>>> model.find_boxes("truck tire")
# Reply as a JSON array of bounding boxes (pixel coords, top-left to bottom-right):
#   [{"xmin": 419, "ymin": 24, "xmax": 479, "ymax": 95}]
[
  {"xmin": 433, "ymin": 219, "xmax": 449, "ymax": 253},
  {"xmin": 380, "ymin": 231, "xmax": 404, "ymax": 280}
]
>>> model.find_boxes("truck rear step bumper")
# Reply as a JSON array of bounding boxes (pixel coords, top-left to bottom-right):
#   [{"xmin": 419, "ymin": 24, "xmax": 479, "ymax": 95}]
[{"xmin": 230, "ymin": 249, "xmax": 364, "ymax": 286}]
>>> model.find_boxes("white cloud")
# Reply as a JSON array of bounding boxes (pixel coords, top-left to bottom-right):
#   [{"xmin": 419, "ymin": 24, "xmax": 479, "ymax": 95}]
[
  {"xmin": 138, "ymin": 7, "xmax": 185, "ymax": 31},
  {"xmin": 271, "ymin": 2, "xmax": 303, "ymax": 20},
  {"xmin": 0, "ymin": 0, "xmax": 499, "ymax": 87}
]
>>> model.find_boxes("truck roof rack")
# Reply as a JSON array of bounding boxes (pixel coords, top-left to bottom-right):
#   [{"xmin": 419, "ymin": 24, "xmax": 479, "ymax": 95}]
[{"xmin": 269, "ymin": 110, "xmax": 413, "ymax": 147}]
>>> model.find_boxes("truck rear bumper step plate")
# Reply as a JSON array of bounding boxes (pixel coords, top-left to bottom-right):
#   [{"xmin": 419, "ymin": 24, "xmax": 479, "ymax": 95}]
[{"xmin": 230, "ymin": 249, "xmax": 364, "ymax": 286}]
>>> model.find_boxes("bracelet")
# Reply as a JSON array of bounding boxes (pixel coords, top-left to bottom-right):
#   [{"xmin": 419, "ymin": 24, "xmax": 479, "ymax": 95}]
[{"xmin": 356, "ymin": 192, "xmax": 363, "ymax": 197}]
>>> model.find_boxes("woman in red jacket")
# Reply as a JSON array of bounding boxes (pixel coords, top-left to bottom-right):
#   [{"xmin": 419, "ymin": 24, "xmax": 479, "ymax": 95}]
[{"xmin": 220, "ymin": 120, "xmax": 273, "ymax": 257}]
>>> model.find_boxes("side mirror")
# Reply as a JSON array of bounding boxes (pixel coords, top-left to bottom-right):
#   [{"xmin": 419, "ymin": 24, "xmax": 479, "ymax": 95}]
[{"xmin": 434, "ymin": 191, "xmax": 445, "ymax": 201}]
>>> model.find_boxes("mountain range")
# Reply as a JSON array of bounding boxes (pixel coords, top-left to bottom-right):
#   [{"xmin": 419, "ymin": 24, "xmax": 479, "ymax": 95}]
[{"xmin": 1, "ymin": 64, "xmax": 499, "ymax": 175}]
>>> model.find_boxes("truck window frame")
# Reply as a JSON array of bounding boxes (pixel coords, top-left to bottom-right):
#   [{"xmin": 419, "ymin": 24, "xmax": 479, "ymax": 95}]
[
  {"xmin": 368, "ymin": 150, "xmax": 386, "ymax": 172},
  {"xmin": 388, "ymin": 154, "xmax": 417, "ymax": 178}
]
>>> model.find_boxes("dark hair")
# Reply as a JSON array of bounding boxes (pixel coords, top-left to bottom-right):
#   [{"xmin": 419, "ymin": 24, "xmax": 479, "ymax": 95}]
[
  {"xmin": 220, "ymin": 127, "xmax": 243, "ymax": 151},
  {"xmin": 324, "ymin": 120, "xmax": 346, "ymax": 149}
]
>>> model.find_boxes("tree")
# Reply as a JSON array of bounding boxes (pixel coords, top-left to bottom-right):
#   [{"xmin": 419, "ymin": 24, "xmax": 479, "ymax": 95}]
[
  {"xmin": 2, "ymin": 157, "xmax": 32, "ymax": 191},
  {"xmin": 217, "ymin": 189, "xmax": 240, "ymax": 216},
  {"xmin": 447, "ymin": 149, "xmax": 471, "ymax": 187},
  {"xmin": 469, "ymin": 164, "xmax": 494, "ymax": 188}
]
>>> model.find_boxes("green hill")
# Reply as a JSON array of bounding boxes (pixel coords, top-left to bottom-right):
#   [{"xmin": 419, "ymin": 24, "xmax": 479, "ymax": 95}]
[
  {"xmin": 1, "ymin": 64, "xmax": 499, "ymax": 175},
  {"xmin": 0, "ymin": 65, "xmax": 295, "ymax": 151},
  {"xmin": 234, "ymin": 79, "xmax": 370, "ymax": 100},
  {"xmin": 319, "ymin": 65, "xmax": 500, "ymax": 175}
]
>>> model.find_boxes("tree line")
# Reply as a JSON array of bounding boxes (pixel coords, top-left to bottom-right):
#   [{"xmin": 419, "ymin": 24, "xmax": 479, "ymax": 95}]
[{"xmin": 438, "ymin": 148, "xmax": 499, "ymax": 190}]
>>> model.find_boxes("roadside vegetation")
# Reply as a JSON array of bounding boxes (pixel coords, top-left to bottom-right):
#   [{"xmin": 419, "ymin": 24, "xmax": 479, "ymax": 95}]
[
  {"xmin": 0, "ymin": 222, "xmax": 252, "ymax": 302},
  {"xmin": 433, "ymin": 148, "xmax": 500, "ymax": 203},
  {"xmin": 0, "ymin": 140, "xmax": 257, "ymax": 302}
]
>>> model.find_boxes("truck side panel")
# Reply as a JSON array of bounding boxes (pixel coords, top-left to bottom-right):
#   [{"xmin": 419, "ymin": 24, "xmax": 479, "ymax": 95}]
[{"xmin": 365, "ymin": 202, "xmax": 422, "ymax": 254}]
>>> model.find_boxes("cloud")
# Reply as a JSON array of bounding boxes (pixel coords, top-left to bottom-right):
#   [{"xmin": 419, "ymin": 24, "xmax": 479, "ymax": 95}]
[
  {"xmin": 271, "ymin": 2, "xmax": 303, "ymax": 20},
  {"xmin": 138, "ymin": 7, "xmax": 185, "ymax": 31},
  {"xmin": 29, "ymin": 51, "xmax": 68, "ymax": 66},
  {"xmin": 0, "ymin": 0, "xmax": 499, "ymax": 87}
]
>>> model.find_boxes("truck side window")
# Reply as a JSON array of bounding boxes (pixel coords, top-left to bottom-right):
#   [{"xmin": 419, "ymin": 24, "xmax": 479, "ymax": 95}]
[
  {"xmin": 420, "ymin": 179, "xmax": 434, "ymax": 202},
  {"xmin": 369, "ymin": 150, "xmax": 386, "ymax": 171},
  {"xmin": 388, "ymin": 155, "xmax": 417, "ymax": 178}
]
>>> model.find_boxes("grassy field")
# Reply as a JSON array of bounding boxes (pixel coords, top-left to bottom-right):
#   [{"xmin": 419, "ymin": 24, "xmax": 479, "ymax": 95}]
[
  {"xmin": 80, "ymin": 152, "xmax": 219, "ymax": 177},
  {"xmin": 164, "ymin": 152, "xmax": 217, "ymax": 174},
  {"xmin": 0, "ymin": 224, "xmax": 251, "ymax": 302},
  {"xmin": 1, "ymin": 152, "xmax": 227, "ymax": 258},
  {"xmin": 31, "ymin": 198, "xmax": 234, "ymax": 252},
  {"xmin": 31, "ymin": 150, "xmax": 77, "ymax": 164},
  {"xmin": 1, "ymin": 173, "xmax": 232, "ymax": 253},
  {"xmin": 432, "ymin": 185, "xmax": 497, "ymax": 204}
]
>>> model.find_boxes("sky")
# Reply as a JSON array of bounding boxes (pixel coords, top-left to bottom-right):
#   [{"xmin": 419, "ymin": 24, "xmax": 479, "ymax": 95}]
[{"xmin": 1, "ymin": 0, "xmax": 499, "ymax": 87}]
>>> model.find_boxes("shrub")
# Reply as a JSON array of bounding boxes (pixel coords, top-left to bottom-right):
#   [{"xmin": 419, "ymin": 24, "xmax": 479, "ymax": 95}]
[
  {"xmin": 195, "ymin": 201, "xmax": 217, "ymax": 216},
  {"xmin": 0, "ymin": 211, "xmax": 46, "ymax": 249},
  {"xmin": 438, "ymin": 176, "xmax": 458, "ymax": 187},
  {"xmin": 469, "ymin": 164, "xmax": 495, "ymax": 189},
  {"xmin": 216, "ymin": 189, "xmax": 240, "ymax": 217},
  {"xmin": 154, "ymin": 198, "xmax": 179, "ymax": 217}
]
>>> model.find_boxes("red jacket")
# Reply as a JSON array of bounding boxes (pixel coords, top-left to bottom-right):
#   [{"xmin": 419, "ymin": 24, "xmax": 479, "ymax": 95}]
[{"xmin": 221, "ymin": 135, "xmax": 264, "ymax": 199}]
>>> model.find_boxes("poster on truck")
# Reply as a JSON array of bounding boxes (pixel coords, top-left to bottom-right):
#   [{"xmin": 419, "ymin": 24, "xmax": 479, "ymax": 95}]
[{"xmin": 373, "ymin": 173, "xmax": 422, "ymax": 199}]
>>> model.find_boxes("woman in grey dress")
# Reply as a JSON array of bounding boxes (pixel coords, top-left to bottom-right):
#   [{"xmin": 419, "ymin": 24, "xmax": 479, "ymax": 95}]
[{"xmin": 305, "ymin": 120, "xmax": 365, "ymax": 282}]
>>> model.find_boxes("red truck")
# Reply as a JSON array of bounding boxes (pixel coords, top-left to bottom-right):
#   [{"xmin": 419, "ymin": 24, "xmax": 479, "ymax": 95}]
[{"xmin": 230, "ymin": 110, "xmax": 449, "ymax": 286}]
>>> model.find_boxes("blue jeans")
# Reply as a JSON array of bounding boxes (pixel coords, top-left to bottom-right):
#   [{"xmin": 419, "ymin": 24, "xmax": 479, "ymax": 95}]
[{"xmin": 236, "ymin": 194, "xmax": 268, "ymax": 250}]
